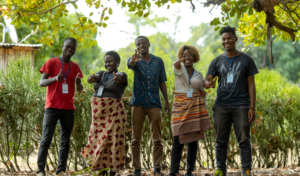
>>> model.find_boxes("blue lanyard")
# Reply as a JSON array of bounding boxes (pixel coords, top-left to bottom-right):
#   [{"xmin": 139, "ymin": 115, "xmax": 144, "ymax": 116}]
[
  {"xmin": 224, "ymin": 50, "xmax": 238, "ymax": 71},
  {"xmin": 185, "ymin": 67, "xmax": 194, "ymax": 85},
  {"xmin": 101, "ymin": 72, "xmax": 117, "ymax": 86},
  {"xmin": 59, "ymin": 57, "xmax": 71, "ymax": 83}
]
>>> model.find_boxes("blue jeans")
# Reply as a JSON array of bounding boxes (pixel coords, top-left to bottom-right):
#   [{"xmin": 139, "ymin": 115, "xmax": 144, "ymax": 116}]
[
  {"xmin": 212, "ymin": 105, "xmax": 252, "ymax": 172},
  {"xmin": 37, "ymin": 108, "xmax": 74, "ymax": 175},
  {"xmin": 170, "ymin": 136, "xmax": 198, "ymax": 175}
]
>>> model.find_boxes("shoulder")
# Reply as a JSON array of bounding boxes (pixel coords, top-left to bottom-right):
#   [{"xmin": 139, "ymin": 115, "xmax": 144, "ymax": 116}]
[
  {"xmin": 238, "ymin": 52, "xmax": 255, "ymax": 63},
  {"xmin": 210, "ymin": 54, "xmax": 223, "ymax": 64},
  {"xmin": 119, "ymin": 72, "xmax": 127, "ymax": 76},
  {"xmin": 96, "ymin": 70, "xmax": 106, "ymax": 76},
  {"xmin": 152, "ymin": 54, "xmax": 163, "ymax": 62},
  {"xmin": 194, "ymin": 69, "xmax": 203, "ymax": 76},
  {"xmin": 46, "ymin": 57, "xmax": 59, "ymax": 63}
]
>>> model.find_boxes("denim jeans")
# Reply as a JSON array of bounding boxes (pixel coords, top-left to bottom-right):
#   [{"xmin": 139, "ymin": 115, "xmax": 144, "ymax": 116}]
[
  {"xmin": 212, "ymin": 105, "xmax": 252, "ymax": 172},
  {"xmin": 37, "ymin": 108, "xmax": 75, "ymax": 175},
  {"xmin": 170, "ymin": 136, "xmax": 198, "ymax": 175}
]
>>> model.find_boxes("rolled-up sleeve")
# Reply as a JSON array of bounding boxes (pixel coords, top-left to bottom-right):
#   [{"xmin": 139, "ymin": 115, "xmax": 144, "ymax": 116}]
[{"xmin": 127, "ymin": 57, "xmax": 134, "ymax": 70}]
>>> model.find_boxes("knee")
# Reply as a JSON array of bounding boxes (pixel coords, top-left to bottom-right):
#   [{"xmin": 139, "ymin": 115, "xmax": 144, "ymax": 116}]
[
  {"xmin": 130, "ymin": 140, "xmax": 140, "ymax": 147},
  {"xmin": 153, "ymin": 140, "xmax": 162, "ymax": 147},
  {"xmin": 60, "ymin": 141, "xmax": 70, "ymax": 147},
  {"xmin": 40, "ymin": 139, "xmax": 51, "ymax": 149}
]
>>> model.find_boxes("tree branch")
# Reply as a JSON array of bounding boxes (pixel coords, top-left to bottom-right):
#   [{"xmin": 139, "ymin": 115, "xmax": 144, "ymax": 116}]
[
  {"xmin": 202, "ymin": 0, "xmax": 226, "ymax": 6},
  {"xmin": 189, "ymin": 0, "xmax": 195, "ymax": 12},
  {"xmin": 269, "ymin": 12, "xmax": 297, "ymax": 41},
  {"xmin": 27, "ymin": 0, "xmax": 78, "ymax": 16}
]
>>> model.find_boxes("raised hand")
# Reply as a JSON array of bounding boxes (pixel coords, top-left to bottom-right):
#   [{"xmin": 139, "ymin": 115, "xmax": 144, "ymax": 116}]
[
  {"xmin": 131, "ymin": 49, "xmax": 142, "ymax": 63},
  {"xmin": 113, "ymin": 72, "xmax": 122, "ymax": 83},
  {"xmin": 75, "ymin": 73, "xmax": 81, "ymax": 85},
  {"xmin": 88, "ymin": 73, "xmax": 97, "ymax": 83},
  {"xmin": 173, "ymin": 58, "xmax": 184, "ymax": 68},
  {"xmin": 56, "ymin": 69, "xmax": 63, "ymax": 82}
]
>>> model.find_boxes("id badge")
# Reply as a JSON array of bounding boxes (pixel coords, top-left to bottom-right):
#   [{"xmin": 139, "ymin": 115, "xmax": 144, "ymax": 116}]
[
  {"xmin": 187, "ymin": 88, "xmax": 193, "ymax": 98},
  {"xmin": 97, "ymin": 86, "xmax": 104, "ymax": 96},
  {"xmin": 227, "ymin": 72, "xmax": 234, "ymax": 83},
  {"xmin": 62, "ymin": 83, "xmax": 68, "ymax": 94}
]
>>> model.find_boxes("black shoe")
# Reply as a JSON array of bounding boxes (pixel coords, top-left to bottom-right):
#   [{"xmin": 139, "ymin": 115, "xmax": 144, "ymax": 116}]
[
  {"xmin": 133, "ymin": 169, "xmax": 141, "ymax": 176},
  {"xmin": 214, "ymin": 168, "xmax": 226, "ymax": 176},
  {"xmin": 154, "ymin": 168, "xmax": 163, "ymax": 176},
  {"xmin": 242, "ymin": 169, "xmax": 251, "ymax": 176}
]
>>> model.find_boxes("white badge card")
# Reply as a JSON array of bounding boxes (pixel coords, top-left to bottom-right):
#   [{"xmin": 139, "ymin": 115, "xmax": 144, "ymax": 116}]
[
  {"xmin": 97, "ymin": 86, "xmax": 104, "ymax": 96},
  {"xmin": 187, "ymin": 88, "xmax": 193, "ymax": 98},
  {"xmin": 62, "ymin": 83, "xmax": 68, "ymax": 94},
  {"xmin": 227, "ymin": 72, "xmax": 234, "ymax": 83}
]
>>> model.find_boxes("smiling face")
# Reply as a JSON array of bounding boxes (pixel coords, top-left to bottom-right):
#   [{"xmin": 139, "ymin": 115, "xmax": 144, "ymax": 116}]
[
  {"xmin": 181, "ymin": 49, "xmax": 195, "ymax": 67},
  {"xmin": 105, "ymin": 55, "xmax": 118, "ymax": 73},
  {"xmin": 62, "ymin": 39, "xmax": 77, "ymax": 58},
  {"xmin": 135, "ymin": 37, "xmax": 150, "ymax": 55},
  {"xmin": 222, "ymin": 32, "xmax": 237, "ymax": 51}
]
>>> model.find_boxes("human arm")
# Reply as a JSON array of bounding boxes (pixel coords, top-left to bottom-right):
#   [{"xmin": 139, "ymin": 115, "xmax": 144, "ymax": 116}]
[
  {"xmin": 75, "ymin": 73, "xmax": 84, "ymax": 92},
  {"xmin": 203, "ymin": 75, "xmax": 218, "ymax": 89},
  {"xmin": 247, "ymin": 75, "xmax": 256, "ymax": 122},
  {"xmin": 88, "ymin": 73, "xmax": 100, "ymax": 83},
  {"xmin": 113, "ymin": 72, "xmax": 127, "ymax": 84},
  {"xmin": 173, "ymin": 58, "xmax": 184, "ymax": 70},
  {"xmin": 159, "ymin": 82, "xmax": 170, "ymax": 115},
  {"xmin": 128, "ymin": 49, "xmax": 142, "ymax": 68},
  {"xmin": 40, "ymin": 70, "xmax": 63, "ymax": 87}
]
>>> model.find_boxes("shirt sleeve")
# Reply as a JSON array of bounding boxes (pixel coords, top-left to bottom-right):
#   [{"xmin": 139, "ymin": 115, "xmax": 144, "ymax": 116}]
[
  {"xmin": 127, "ymin": 57, "xmax": 134, "ymax": 70},
  {"xmin": 159, "ymin": 59, "xmax": 167, "ymax": 83},
  {"xmin": 173, "ymin": 64, "xmax": 183, "ymax": 76},
  {"xmin": 40, "ymin": 58, "xmax": 53, "ymax": 75},
  {"xmin": 206, "ymin": 58, "xmax": 217, "ymax": 77},
  {"xmin": 247, "ymin": 56, "xmax": 259, "ymax": 77},
  {"xmin": 119, "ymin": 72, "xmax": 128, "ymax": 88}
]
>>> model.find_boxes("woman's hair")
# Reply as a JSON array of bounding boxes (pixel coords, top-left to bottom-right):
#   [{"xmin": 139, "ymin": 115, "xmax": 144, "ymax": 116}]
[
  {"xmin": 105, "ymin": 51, "xmax": 121, "ymax": 63},
  {"xmin": 176, "ymin": 45, "xmax": 200, "ymax": 63}
]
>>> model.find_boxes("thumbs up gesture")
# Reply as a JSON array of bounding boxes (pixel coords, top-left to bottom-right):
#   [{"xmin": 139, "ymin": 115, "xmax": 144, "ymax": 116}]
[
  {"xmin": 88, "ymin": 73, "xmax": 98, "ymax": 83},
  {"xmin": 56, "ymin": 69, "xmax": 63, "ymax": 82},
  {"xmin": 113, "ymin": 71, "xmax": 122, "ymax": 83},
  {"xmin": 75, "ymin": 72, "xmax": 81, "ymax": 85}
]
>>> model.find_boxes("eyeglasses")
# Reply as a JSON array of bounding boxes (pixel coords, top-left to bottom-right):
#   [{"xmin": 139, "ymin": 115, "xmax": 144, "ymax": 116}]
[{"xmin": 181, "ymin": 54, "xmax": 193, "ymax": 58}]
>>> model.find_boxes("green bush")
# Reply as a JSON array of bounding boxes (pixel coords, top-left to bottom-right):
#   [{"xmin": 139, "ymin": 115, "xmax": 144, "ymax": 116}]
[{"xmin": 0, "ymin": 57, "xmax": 299, "ymax": 172}]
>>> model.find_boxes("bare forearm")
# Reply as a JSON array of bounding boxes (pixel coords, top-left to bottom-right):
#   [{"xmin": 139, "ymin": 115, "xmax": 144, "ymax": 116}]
[
  {"xmin": 248, "ymin": 84, "xmax": 256, "ymax": 109},
  {"xmin": 203, "ymin": 79, "xmax": 211, "ymax": 89},
  {"xmin": 40, "ymin": 77, "xmax": 57, "ymax": 87}
]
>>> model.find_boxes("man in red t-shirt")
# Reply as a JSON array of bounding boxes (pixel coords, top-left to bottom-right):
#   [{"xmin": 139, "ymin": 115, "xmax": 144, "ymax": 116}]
[{"xmin": 36, "ymin": 37, "xmax": 84, "ymax": 176}]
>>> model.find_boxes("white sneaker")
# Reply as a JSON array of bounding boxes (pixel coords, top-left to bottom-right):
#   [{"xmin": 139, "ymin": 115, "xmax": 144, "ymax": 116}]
[
  {"xmin": 56, "ymin": 171, "xmax": 66, "ymax": 176},
  {"xmin": 36, "ymin": 172, "xmax": 45, "ymax": 176}
]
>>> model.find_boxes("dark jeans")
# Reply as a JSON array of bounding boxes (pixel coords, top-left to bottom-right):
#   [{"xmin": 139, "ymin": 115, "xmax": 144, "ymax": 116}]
[
  {"xmin": 170, "ymin": 136, "xmax": 198, "ymax": 175},
  {"xmin": 37, "ymin": 108, "xmax": 75, "ymax": 175},
  {"xmin": 212, "ymin": 105, "xmax": 252, "ymax": 172}
]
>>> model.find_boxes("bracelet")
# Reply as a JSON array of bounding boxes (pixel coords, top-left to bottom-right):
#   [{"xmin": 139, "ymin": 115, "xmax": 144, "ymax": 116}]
[{"xmin": 250, "ymin": 108, "xmax": 255, "ymax": 110}]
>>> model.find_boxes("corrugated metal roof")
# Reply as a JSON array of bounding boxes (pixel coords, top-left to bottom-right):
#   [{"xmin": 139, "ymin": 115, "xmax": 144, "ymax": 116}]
[{"xmin": 0, "ymin": 43, "xmax": 43, "ymax": 47}]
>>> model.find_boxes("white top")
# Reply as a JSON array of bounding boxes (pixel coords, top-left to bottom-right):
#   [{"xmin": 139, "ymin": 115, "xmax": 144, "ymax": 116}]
[{"xmin": 173, "ymin": 64, "xmax": 205, "ymax": 93}]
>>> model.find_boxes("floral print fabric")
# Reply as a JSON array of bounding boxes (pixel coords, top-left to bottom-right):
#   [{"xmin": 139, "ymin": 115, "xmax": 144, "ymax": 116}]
[{"xmin": 81, "ymin": 97, "xmax": 126, "ymax": 171}]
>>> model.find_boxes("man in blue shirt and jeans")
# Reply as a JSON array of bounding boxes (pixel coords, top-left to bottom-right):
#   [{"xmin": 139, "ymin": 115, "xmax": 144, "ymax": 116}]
[{"xmin": 128, "ymin": 36, "xmax": 170, "ymax": 176}]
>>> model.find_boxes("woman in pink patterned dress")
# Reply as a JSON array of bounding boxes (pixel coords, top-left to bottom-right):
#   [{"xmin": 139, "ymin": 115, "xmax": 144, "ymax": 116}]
[{"xmin": 81, "ymin": 51, "xmax": 128, "ymax": 176}]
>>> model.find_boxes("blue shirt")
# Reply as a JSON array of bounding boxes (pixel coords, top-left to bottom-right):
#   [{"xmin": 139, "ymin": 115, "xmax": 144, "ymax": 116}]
[{"xmin": 128, "ymin": 54, "xmax": 167, "ymax": 108}]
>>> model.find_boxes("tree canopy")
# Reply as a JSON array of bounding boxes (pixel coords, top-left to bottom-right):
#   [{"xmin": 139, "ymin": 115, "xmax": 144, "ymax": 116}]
[{"xmin": 1, "ymin": 0, "xmax": 299, "ymax": 55}]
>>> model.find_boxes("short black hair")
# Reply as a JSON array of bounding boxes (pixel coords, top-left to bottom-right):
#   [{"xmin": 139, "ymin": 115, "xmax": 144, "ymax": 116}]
[
  {"xmin": 135, "ymin": 36, "xmax": 150, "ymax": 45},
  {"xmin": 64, "ymin": 37, "xmax": 78, "ymax": 45},
  {"xmin": 220, "ymin": 26, "xmax": 237, "ymax": 37},
  {"xmin": 105, "ymin": 51, "xmax": 121, "ymax": 63}
]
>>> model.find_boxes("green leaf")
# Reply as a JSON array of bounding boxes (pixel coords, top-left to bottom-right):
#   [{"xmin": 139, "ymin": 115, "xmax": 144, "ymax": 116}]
[
  {"xmin": 104, "ymin": 16, "xmax": 109, "ymax": 21},
  {"xmin": 122, "ymin": 0, "xmax": 126, "ymax": 7},
  {"xmin": 248, "ymin": 7, "xmax": 253, "ymax": 15},
  {"xmin": 214, "ymin": 26, "xmax": 220, "ymax": 31},
  {"xmin": 167, "ymin": 5, "xmax": 170, "ymax": 9},
  {"xmin": 137, "ymin": 11, "xmax": 143, "ymax": 17},
  {"xmin": 109, "ymin": 8, "xmax": 113, "ymax": 15},
  {"xmin": 89, "ymin": 12, "xmax": 93, "ymax": 16},
  {"xmin": 143, "ymin": 12, "xmax": 149, "ymax": 18},
  {"xmin": 103, "ymin": 23, "xmax": 107, "ymax": 28},
  {"xmin": 171, "ymin": 0, "xmax": 175, "ymax": 3}
]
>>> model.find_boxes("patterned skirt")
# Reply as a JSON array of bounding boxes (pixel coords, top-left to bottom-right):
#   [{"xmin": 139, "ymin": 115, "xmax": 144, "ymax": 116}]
[
  {"xmin": 172, "ymin": 91, "xmax": 211, "ymax": 144},
  {"xmin": 81, "ymin": 97, "xmax": 127, "ymax": 171}
]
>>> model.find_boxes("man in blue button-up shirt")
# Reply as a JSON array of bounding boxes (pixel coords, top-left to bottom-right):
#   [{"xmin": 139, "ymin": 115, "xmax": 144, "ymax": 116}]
[{"xmin": 128, "ymin": 36, "xmax": 170, "ymax": 176}]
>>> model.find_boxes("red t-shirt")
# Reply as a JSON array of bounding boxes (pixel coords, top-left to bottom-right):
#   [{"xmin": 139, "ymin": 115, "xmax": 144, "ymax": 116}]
[{"xmin": 40, "ymin": 57, "xmax": 84, "ymax": 110}]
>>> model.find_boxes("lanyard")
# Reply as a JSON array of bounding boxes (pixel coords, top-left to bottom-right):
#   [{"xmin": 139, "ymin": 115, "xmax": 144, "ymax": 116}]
[
  {"xmin": 59, "ymin": 57, "xmax": 71, "ymax": 83},
  {"xmin": 224, "ymin": 50, "xmax": 238, "ymax": 71},
  {"xmin": 101, "ymin": 72, "xmax": 117, "ymax": 86},
  {"xmin": 185, "ymin": 67, "xmax": 194, "ymax": 85}
]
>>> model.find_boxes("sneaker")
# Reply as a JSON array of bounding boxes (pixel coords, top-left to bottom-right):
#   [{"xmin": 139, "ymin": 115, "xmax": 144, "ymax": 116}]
[
  {"xmin": 133, "ymin": 169, "xmax": 142, "ymax": 176},
  {"xmin": 153, "ymin": 168, "xmax": 163, "ymax": 176},
  {"xmin": 36, "ymin": 172, "xmax": 45, "ymax": 176},
  {"xmin": 214, "ymin": 168, "xmax": 226, "ymax": 176},
  {"xmin": 242, "ymin": 169, "xmax": 251, "ymax": 176},
  {"xmin": 56, "ymin": 171, "xmax": 66, "ymax": 176}
]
